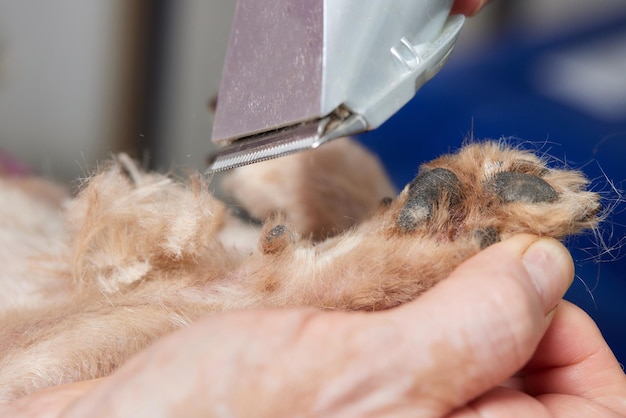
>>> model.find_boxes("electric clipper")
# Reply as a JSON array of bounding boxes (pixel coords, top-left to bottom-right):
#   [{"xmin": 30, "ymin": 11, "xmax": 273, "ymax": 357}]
[{"xmin": 208, "ymin": 0, "xmax": 464, "ymax": 172}]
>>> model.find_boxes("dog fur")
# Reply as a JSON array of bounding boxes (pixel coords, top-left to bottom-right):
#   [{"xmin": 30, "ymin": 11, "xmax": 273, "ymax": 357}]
[{"xmin": 0, "ymin": 138, "xmax": 601, "ymax": 400}]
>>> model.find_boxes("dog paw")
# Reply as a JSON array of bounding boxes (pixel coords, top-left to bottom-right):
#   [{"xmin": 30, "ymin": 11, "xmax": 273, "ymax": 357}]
[
  {"xmin": 259, "ymin": 141, "xmax": 602, "ymax": 311},
  {"xmin": 388, "ymin": 141, "xmax": 600, "ymax": 246}
]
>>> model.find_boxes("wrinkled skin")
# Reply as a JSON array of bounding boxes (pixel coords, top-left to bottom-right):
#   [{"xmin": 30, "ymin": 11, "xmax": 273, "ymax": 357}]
[{"xmin": 2, "ymin": 236, "xmax": 625, "ymax": 418}]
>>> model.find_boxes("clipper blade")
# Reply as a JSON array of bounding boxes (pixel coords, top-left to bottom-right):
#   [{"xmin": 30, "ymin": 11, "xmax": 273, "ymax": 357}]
[
  {"xmin": 207, "ymin": 121, "xmax": 321, "ymax": 173},
  {"xmin": 207, "ymin": 111, "xmax": 367, "ymax": 173}
]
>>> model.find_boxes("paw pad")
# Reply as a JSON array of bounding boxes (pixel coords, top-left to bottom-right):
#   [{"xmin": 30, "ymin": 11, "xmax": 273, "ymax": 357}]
[
  {"xmin": 397, "ymin": 168, "xmax": 461, "ymax": 231},
  {"xmin": 261, "ymin": 224, "xmax": 291, "ymax": 254},
  {"xmin": 492, "ymin": 171, "xmax": 558, "ymax": 204}
]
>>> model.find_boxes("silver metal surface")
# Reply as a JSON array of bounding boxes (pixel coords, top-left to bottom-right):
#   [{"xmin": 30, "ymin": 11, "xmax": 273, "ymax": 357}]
[
  {"xmin": 209, "ymin": 108, "xmax": 367, "ymax": 172},
  {"xmin": 320, "ymin": 0, "xmax": 464, "ymax": 128},
  {"xmin": 211, "ymin": 0, "xmax": 324, "ymax": 144}
]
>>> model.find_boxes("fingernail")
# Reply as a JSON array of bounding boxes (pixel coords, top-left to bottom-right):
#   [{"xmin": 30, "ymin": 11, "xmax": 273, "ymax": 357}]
[{"xmin": 522, "ymin": 239, "xmax": 574, "ymax": 313}]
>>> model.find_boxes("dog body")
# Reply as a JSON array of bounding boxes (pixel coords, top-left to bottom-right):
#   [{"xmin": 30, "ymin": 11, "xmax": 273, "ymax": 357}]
[{"xmin": 0, "ymin": 139, "xmax": 600, "ymax": 400}]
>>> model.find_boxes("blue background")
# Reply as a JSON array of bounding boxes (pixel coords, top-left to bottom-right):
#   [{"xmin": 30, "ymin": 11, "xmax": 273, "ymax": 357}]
[{"xmin": 359, "ymin": 17, "xmax": 626, "ymax": 365}]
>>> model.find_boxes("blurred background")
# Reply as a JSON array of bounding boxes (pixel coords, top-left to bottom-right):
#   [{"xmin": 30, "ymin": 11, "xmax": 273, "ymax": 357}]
[{"xmin": 1, "ymin": 1, "xmax": 625, "ymax": 362}]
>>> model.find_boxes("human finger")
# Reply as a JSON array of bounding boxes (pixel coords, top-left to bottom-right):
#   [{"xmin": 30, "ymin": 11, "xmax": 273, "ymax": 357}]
[
  {"xmin": 451, "ymin": 0, "xmax": 489, "ymax": 16},
  {"xmin": 523, "ymin": 300, "xmax": 626, "ymax": 415},
  {"xmin": 0, "ymin": 379, "xmax": 102, "ymax": 418},
  {"xmin": 62, "ymin": 235, "xmax": 574, "ymax": 417},
  {"xmin": 379, "ymin": 235, "xmax": 575, "ymax": 414},
  {"xmin": 446, "ymin": 385, "xmax": 623, "ymax": 418}
]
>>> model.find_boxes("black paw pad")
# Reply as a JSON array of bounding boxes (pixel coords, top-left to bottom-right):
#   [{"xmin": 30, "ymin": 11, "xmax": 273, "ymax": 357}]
[
  {"xmin": 493, "ymin": 172, "xmax": 558, "ymax": 204},
  {"xmin": 474, "ymin": 227, "xmax": 500, "ymax": 249},
  {"xmin": 397, "ymin": 168, "xmax": 462, "ymax": 231},
  {"xmin": 261, "ymin": 224, "xmax": 291, "ymax": 254}
]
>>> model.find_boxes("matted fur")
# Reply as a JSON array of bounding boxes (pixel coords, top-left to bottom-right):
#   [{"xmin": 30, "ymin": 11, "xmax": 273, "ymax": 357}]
[{"xmin": 0, "ymin": 138, "xmax": 601, "ymax": 400}]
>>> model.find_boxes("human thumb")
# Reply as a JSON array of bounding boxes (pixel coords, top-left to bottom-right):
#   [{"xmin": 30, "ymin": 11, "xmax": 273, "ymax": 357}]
[{"xmin": 382, "ymin": 234, "xmax": 574, "ymax": 415}]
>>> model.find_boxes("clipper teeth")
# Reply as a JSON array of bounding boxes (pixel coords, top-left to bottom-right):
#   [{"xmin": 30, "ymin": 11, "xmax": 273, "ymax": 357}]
[
  {"xmin": 207, "ymin": 121, "xmax": 321, "ymax": 173},
  {"xmin": 207, "ymin": 111, "xmax": 368, "ymax": 173}
]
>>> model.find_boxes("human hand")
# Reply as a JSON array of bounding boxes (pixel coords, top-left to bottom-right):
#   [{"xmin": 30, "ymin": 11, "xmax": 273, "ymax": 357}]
[
  {"xmin": 451, "ymin": 0, "xmax": 490, "ymax": 16},
  {"xmin": 3, "ymin": 235, "xmax": 625, "ymax": 417}
]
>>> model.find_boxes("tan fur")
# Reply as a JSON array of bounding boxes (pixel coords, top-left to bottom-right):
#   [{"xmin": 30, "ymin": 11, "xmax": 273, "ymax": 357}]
[
  {"xmin": 0, "ymin": 140, "xmax": 600, "ymax": 400},
  {"xmin": 221, "ymin": 138, "xmax": 396, "ymax": 240},
  {"xmin": 0, "ymin": 177, "xmax": 70, "ymax": 313}
]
